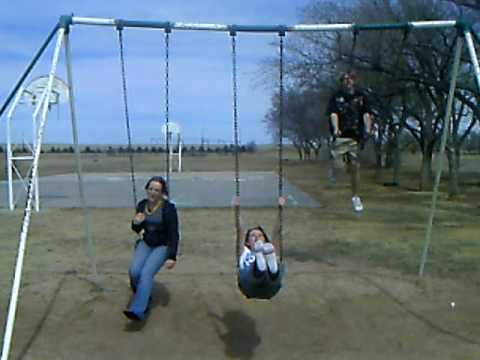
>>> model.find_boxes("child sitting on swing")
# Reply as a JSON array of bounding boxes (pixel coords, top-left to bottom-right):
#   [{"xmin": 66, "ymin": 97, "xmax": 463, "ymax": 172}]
[{"xmin": 234, "ymin": 196, "xmax": 286, "ymax": 299}]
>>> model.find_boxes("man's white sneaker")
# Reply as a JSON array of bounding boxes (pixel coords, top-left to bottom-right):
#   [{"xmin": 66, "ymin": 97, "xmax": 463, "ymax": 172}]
[{"xmin": 352, "ymin": 196, "xmax": 363, "ymax": 212}]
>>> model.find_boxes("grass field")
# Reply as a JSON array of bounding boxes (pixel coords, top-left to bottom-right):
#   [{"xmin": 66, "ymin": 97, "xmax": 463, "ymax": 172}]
[
  {"xmin": 0, "ymin": 148, "xmax": 479, "ymax": 359},
  {"xmin": 4, "ymin": 148, "xmax": 477, "ymax": 278}
]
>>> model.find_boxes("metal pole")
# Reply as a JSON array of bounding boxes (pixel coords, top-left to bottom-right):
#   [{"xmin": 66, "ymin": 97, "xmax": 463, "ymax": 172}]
[
  {"xmin": 278, "ymin": 32, "xmax": 285, "ymax": 262},
  {"xmin": 69, "ymin": 15, "xmax": 458, "ymax": 33},
  {"xmin": 1, "ymin": 28, "xmax": 65, "ymax": 360},
  {"xmin": 168, "ymin": 132, "xmax": 173, "ymax": 174},
  {"xmin": 6, "ymin": 88, "xmax": 25, "ymax": 210},
  {"xmin": 0, "ymin": 24, "xmax": 59, "ymax": 119},
  {"xmin": 464, "ymin": 30, "xmax": 480, "ymax": 92},
  {"xmin": 178, "ymin": 136, "xmax": 182, "ymax": 172},
  {"xmin": 405, "ymin": 21, "xmax": 456, "ymax": 30},
  {"xmin": 32, "ymin": 102, "xmax": 40, "ymax": 212},
  {"xmin": 164, "ymin": 29, "xmax": 171, "ymax": 191},
  {"xmin": 64, "ymin": 31, "xmax": 98, "ymax": 281},
  {"xmin": 419, "ymin": 36, "xmax": 464, "ymax": 277},
  {"xmin": 6, "ymin": 117, "xmax": 13, "ymax": 210},
  {"xmin": 31, "ymin": 88, "xmax": 50, "ymax": 213}
]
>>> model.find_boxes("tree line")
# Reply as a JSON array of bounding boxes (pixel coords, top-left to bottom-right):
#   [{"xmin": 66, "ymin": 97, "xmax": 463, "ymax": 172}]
[
  {"xmin": 264, "ymin": 0, "xmax": 480, "ymax": 194},
  {"xmin": 0, "ymin": 142, "xmax": 258, "ymax": 155}
]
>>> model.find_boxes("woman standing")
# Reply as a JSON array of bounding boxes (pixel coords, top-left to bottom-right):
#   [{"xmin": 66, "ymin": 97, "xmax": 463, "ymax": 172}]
[{"xmin": 123, "ymin": 176, "xmax": 179, "ymax": 321}]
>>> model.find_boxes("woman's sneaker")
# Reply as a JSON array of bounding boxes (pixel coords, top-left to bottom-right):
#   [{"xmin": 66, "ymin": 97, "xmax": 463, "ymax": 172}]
[
  {"xmin": 262, "ymin": 243, "xmax": 278, "ymax": 274},
  {"xmin": 253, "ymin": 240, "xmax": 267, "ymax": 271},
  {"xmin": 262, "ymin": 242, "xmax": 275, "ymax": 255},
  {"xmin": 253, "ymin": 240, "xmax": 264, "ymax": 253}
]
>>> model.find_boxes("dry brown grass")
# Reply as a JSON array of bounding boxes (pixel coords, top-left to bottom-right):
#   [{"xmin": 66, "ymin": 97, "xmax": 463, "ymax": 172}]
[
  {"xmin": 0, "ymin": 149, "xmax": 286, "ymax": 179},
  {"xmin": 1, "ymin": 149, "xmax": 479, "ymax": 279}
]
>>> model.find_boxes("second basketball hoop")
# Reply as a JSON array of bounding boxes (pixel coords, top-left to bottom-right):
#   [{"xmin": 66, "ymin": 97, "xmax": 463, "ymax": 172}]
[{"xmin": 162, "ymin": 121, "xmax": 182, "ymax": 173}]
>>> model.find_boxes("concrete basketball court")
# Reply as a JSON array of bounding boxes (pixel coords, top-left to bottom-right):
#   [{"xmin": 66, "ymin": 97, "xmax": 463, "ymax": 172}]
[{"xmin": 2, "ymin": 171, "xmax": 319, "ymax": 209}]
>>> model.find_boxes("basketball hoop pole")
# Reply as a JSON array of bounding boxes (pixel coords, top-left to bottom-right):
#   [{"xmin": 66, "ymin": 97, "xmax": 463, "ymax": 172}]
[
  {"xmin": 168, "ymin": 131, "xmax": 173, "ymax": 174},
  {"xmin": 162, "ymin": 122, "xmax": 182, "ymax": 174},
  {"xmin": 178, "ymin": 133, "xmax": 182, "ymax": 172}
]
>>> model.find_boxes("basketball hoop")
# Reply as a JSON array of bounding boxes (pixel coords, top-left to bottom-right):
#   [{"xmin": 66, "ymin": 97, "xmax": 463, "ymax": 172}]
[
  {"xmin": 161, "ymin": 121, "xmax": 181, "ymax": 137},
  {"xmin": 22, "ymin": 75, "xmax": 69, "ymax": 107},
  {"xmin": 161, "ymin": 121, "xmax": 182, "ymax": 173}
]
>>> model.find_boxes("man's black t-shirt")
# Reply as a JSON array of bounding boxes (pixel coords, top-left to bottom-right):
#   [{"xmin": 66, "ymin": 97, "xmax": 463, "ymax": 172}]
[{"xmin": 326, "ymin": 89, "xmax": 371, "ymax": 141}]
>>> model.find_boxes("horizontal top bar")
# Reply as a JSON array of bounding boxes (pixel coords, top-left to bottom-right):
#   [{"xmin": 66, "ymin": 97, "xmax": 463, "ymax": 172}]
[{"xmin": 68, "ymin": 16, "xmax": 461, "ymax": 33}]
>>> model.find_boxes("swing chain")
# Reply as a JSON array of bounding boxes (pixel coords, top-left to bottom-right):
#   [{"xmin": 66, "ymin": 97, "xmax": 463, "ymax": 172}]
[
  {"xmin": 278, "ymin": 32, "xmax": 285, "ymax": 262},
  {"xmin": 231, "ymin": 33, "xmax": 240, "ymax": 198},
  {"xmin": 117, "ymin": 27, "xmax": 138, "ymax": 207},
  {"xmin": 164, "ymin": 29, "xmax": 171, "ymax": 192},
  {"xmin": 231, "ymin": 32, "xmax": 242, "ymax": 266}
]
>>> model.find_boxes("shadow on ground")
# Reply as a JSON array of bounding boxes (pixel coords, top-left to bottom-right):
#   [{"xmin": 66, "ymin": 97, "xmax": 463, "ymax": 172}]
[{"xmin": 208, "ymin": 310, "xmax": 261, "ymax": 360}]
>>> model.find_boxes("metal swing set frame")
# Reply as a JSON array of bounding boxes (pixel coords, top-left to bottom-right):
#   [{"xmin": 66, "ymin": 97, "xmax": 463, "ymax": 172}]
[{"xmin": 1, "ymin": 15, "xmax": 480, "ymax": 360}]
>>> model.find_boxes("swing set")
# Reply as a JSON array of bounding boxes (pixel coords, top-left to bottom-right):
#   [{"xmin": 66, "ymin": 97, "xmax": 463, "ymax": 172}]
[{"xmin": 1, "ymin": 15, "xmax": 480, "ymax": 360}]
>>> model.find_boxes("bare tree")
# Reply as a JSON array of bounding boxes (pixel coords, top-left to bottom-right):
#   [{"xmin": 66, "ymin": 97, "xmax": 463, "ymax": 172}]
[
  {"xmin": 264, "ymin": 87, "xmax": 328, "ymax": 160},
  {"xmin": 266, "ymin": 0, "xmax": 480, "ymax": 193},
  {"xmin": 443, "ymin": 0, "xmax": 480, "ymax": 11}
]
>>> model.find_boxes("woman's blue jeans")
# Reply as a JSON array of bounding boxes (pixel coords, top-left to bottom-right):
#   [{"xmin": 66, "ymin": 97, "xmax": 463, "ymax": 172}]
[{"xmin": 127, "ymin": 241, "xmax": 168, "ymax": 319}]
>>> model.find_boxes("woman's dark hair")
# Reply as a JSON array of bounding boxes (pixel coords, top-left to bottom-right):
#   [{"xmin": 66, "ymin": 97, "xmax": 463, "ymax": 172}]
[
  {"xmin": 244, "ymin": 225, "xmax": 270, "ymax": 246},
  {"xmin": 144, "ymin": 176, "xmax": 169, "ymax": 196}
]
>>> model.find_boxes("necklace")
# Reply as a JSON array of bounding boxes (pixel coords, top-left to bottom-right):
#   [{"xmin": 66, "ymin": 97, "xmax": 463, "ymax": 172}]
[{"xmin": 145, "ymin": 201, "xmax": 162, "ymax": 215}]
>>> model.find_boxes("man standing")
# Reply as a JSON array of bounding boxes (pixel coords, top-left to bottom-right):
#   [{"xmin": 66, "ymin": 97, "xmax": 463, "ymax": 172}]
[{"xmin": 327, "ymin": 71, "xmax": 372, "ymax": 212}]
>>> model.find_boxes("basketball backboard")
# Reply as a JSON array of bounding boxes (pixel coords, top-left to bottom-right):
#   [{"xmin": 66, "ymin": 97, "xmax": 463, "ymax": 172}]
[
  {"xmin": 22, "ymin": 75, "xmax": 69, "ymax": 106},
  {"xmin": 162, "ymin": 121, "xmax": 181, "ymax": 137}
]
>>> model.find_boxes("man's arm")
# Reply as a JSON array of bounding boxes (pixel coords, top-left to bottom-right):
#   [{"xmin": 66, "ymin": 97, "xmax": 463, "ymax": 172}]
[
  {"xmin": 360, "ymin": 90, "xmax": 372, "ymax": 135},
  {"xmin": 363, "ymin": 112, "xmax": 372, "ymax": 135},
  {"xmin": 330, "ymin": 113, "xmax": 341, "ymax": 137},
  {"xmin": 327, "ymin": 93, "xmax": 341, "ymax": 138}
]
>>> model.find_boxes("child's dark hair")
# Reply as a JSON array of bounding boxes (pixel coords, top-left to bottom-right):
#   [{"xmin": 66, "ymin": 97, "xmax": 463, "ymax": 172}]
[
  {"xmin": 244, "ymin": 225, "xmax": 270, "ymax": 246},
  {"xmin": 144, "ymin": 176, "xmax": 169, "ymax": 196}
]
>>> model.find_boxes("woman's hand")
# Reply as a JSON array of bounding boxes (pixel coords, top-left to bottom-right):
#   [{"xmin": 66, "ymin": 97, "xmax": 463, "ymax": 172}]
[
  {"xmin": 278, "ymin": 196, "xmax": 287, "ymax": 207},
  {"xmin": 165, "ymin": 259, "xmax": 176, "ymax": 269},
  {"xmin": 133, "ymin": 212, "xmax": 145, "ymax": 225}
]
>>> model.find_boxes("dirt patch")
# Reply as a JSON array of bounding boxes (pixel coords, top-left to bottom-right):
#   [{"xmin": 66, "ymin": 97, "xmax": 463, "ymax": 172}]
[{"xmin": 0, "ymin": 205, "xmax": 479, "ymax": 359}]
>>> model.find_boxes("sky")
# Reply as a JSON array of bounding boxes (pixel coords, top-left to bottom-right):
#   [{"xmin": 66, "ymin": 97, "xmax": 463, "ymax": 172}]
[{"xmin": 0, "ymin": 0, "xmax": 313, "ymax": 145}]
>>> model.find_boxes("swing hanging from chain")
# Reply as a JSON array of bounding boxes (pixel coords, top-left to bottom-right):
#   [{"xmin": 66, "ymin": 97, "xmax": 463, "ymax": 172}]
[{"xmin": 231, "ymin": 31, "xmax": 286, "ymax": 268}]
